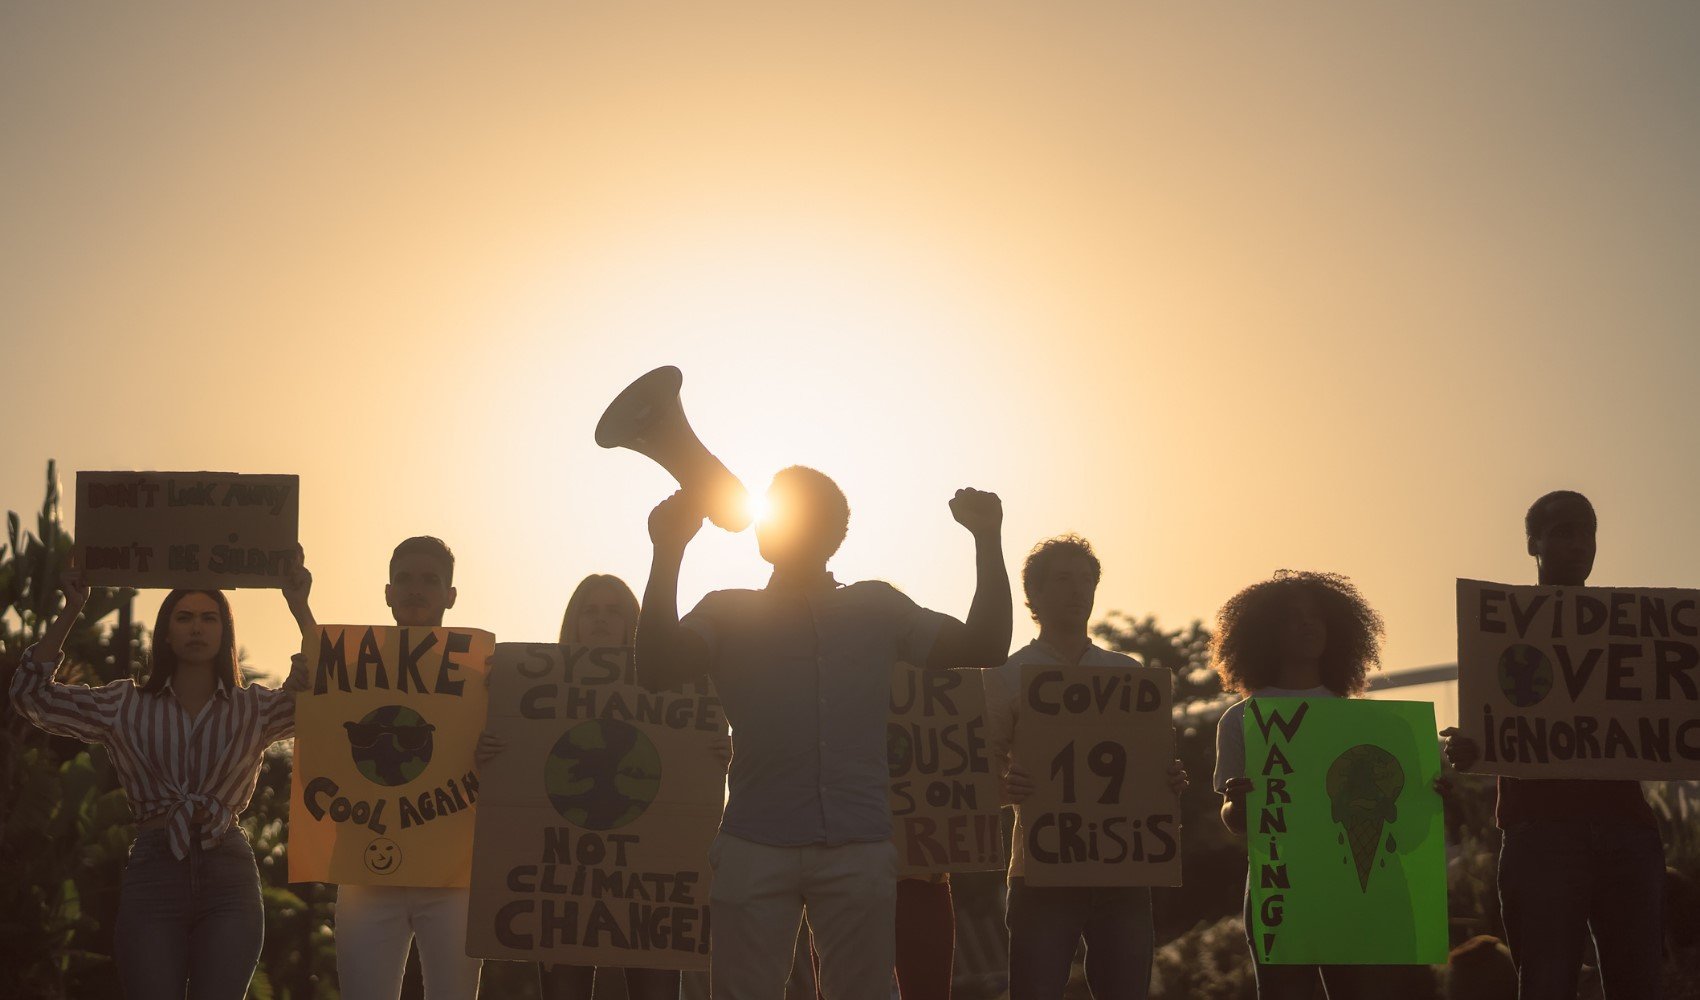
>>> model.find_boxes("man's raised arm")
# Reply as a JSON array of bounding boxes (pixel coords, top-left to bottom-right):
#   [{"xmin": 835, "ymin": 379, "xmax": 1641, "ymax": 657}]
[
  {"xmin": 926, "ymin": 488, "xmax": 1012, "ymax": 670},
  {"xmin": 635, "ymin": 491, "xmax": 713, "ymax": 693}
]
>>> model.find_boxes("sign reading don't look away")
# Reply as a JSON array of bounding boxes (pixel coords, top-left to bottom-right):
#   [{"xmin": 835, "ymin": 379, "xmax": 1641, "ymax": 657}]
[
  {"xmin": 1458, "ymin": 578, "xmax": 1700, "ymax": 780},
  {"xmin": 466, "ymin": 644, "xmax": 726, "ymax": 971},
  {"xmin": 75, "ymin": 471, "xmax": 298, "ymax": 588}
]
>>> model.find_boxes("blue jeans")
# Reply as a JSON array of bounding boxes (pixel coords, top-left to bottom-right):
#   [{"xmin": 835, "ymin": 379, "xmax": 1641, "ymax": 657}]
[
  {"xmin": 1498, "ymin": 819, "xmax": 1665, "ymax": 1000},
  {"xmin": 1005, "ymin": 878, "xmax": 1153, "ymax": 1000},
  {"xmin": 538, "ymin": 963, "xmax": 681, "ymax": 1000},
  {"xmin": 113, "ymin": 828, "xmax": 264, "ymax": 1000}
]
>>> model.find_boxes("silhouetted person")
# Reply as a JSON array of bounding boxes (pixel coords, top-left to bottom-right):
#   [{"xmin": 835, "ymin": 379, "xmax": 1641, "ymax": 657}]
[
  {"xmin": 1441, "ymin": 492, "xmax": 1665, "ymax": 1000},
  {"xmin": 637, "ymin": 467, "xmax": 1011, "ymax": 1000},
  {"xmin": 986, "ymin": 534, "xmax": 1189, "ymax": 1000},
  {"xmin": 1213, "ymin": 570, "xmax": 1403, "ymax": 999}
]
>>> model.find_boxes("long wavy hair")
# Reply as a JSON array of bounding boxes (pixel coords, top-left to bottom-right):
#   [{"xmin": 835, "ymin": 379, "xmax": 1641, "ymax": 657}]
[
  {"xmin": 1210, "ymin": 570, "xmax": 1384, "ymax": 696},
  {"xmin": 558, "ymin": 574, "xmax": 641, "ymax": 646},
  {"xmin": 141, "ymin": 589, "xmax": 240, "ymax": 693}
]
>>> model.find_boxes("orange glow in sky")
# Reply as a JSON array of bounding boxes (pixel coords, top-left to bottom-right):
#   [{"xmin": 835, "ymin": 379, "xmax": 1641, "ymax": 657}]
[{"xmin": 4, "ymin": 4, "xmax": 1699, "ymax": 727}]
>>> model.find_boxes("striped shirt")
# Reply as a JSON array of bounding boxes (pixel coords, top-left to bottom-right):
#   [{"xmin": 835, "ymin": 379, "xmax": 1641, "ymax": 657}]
[{"xmin": 11, "ymin": 644, "xmax": 296, "ymax": 860}]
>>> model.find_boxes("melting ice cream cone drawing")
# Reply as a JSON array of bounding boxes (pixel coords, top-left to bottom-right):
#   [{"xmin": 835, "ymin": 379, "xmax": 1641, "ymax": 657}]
[{"xmin": 1326, "ymin": 744, "xmax": 1404, "ymax": 891}]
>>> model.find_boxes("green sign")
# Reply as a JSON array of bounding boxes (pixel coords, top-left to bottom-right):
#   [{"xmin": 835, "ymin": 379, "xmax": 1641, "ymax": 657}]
[{"xmin": 1244, "ymin": 698, "xmax": 1448, "ymax": 965}]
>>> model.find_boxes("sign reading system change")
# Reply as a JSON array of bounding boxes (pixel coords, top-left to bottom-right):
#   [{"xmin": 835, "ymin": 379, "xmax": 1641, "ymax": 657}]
[{"xmin": 466, "ymin": 644, "xmax": 726, "ymax": 970}]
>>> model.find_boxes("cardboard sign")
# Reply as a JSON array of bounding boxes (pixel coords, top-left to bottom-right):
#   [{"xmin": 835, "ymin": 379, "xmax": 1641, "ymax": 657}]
[
  {"xmin": 1457, "ymin": 579, "xmax": 1700, "ymax": 780},
  {"xmin": 75, "ymin": 471, "xmax": 299, "ymax": 588},
  {"xmin": 288, "ymin": 625, "xmax": 493, "ymax": 886},
  {"xmin": 1245, "ymin": 698, "xmax": 1448, "ymax": 965},
  {"xmin": 888, "ymin": 664, "xmax": 1002, "ymax": 875},
  {"xmin": 1012, "ymin": 664, "xmax": 1181, "ymax": 887},
  {"xmin": 465, "ymin": 644, "xmax": 726, "ymax": 970}
]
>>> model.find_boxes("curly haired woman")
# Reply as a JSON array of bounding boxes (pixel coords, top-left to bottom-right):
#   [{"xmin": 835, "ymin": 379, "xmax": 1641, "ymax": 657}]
[{"xmin": 1210, "ymin": 570, "xmax": 1386, "ymax": 1000}]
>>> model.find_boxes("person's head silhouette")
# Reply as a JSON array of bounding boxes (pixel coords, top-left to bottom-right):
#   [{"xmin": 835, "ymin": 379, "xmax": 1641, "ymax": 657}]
[
  {"xmin": 1525, "ymin": 490, "xmax": 1596, "ymax": 587},
  {"xmin": 756, "ymin": 466, "xmax": 850, "ymax": 572}
]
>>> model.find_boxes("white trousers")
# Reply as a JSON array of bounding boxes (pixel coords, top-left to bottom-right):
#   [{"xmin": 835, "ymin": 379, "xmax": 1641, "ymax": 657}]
[
  {"xmin": 708, "ymin": 833, "xmax": 897, "ymax": 1000},
  {"xmin": 335, "ymin": 884, "xmax": 482, "ymax": 1000}
]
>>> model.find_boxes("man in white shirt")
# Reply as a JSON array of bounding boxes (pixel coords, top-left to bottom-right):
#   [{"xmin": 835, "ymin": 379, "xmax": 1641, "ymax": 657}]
[{"xmin": 983, "ymin": 534, "xmax": 1187, "ymax": 1000}]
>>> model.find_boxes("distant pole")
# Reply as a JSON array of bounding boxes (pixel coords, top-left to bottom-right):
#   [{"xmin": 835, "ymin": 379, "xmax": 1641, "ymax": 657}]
[{"xmin": 116, "ymin": 594, "xmax": 132, "ymax": 676}]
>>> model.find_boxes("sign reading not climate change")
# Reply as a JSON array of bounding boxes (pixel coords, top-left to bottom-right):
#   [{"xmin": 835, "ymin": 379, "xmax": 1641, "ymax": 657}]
[
  {"xmin": 888, "ymin": 664, "xmax": 1001, "ymax": 875},
  {"xmin": 1458, "ymin": 579, "xmax": 1700, "ymax": 780},
  {"xmin": 466, "ymin": 644, "xmax": 726, "ymax": 971},
  {"xmin": 1013, "ymin": 664, "xmax": 1181, "ymax": 887},
  {"xmin": 75, "ymin": 471, "xmax": 298, "ymax": 588},
  {"xmin": 289, "ymin": 625, "xmax": 493, "ymax": 887}
]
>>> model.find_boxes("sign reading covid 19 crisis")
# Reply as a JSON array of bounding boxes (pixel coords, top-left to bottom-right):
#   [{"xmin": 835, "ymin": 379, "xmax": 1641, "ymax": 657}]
[
  {"xmin": 1457, "ymin": 579, "xmax": 1700, "ymax": 780},
  {"xmin": 466, "ymin": 644, "xmax": 726, "ymax": 970},
  {"xmin": 1013, "ymin": 664, "xmax": 1181, "ymax": 887}
]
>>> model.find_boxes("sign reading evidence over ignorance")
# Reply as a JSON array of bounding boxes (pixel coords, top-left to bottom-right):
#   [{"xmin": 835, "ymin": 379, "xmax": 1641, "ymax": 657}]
[
  {"xmin": 888, "ymin": 664, "xmax": 1001, "ymax": 875},
  {"xmin": 289, "ymin": 625, "xmax": 493, "ymax": 886},
  {"xmin": 1245, "ymin": 698, "xmax": 1448, "ymax": 965},
  {"xmin": 1013, "ymin": 664, "xmax": 1181, "ymax": 887},
  {"xmin": 75, "ymin": 471, "xmax": 299, "ymax": 588},
  {"xmin": 1458, "ymin": 579, "xmax": 1700, "ymax": 779},
  {"xmin": 466, "ymin": 644, "xmax": 726, "ymax": 971}
]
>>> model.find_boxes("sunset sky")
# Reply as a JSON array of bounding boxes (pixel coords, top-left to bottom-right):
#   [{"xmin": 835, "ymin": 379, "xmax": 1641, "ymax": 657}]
[{"xmin": 5, "ymin": 4, "xmax": 1698, "ymax": 726}]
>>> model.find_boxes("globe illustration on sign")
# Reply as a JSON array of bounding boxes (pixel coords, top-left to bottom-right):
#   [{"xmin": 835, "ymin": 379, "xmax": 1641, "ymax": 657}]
[
  {"xmin": 344, "ymin": 705, "xmax": 435, "ymax": 787},
  {"xmin": 545, "ymin": 720, "xmax": 662, "ymax": 829},
  {"xmin": 1496, "ymin": 643, "xmax": 1554, "ymax": 707}
]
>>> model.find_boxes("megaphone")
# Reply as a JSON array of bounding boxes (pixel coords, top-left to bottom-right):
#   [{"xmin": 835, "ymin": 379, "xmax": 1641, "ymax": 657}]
[{"xmin": 596, "ymin": 365, "xmax": 753, "ymax": 532}]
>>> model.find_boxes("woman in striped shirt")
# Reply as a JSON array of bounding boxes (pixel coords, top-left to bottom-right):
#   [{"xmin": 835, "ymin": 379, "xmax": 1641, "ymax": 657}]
[{"xmin": 11, "ymin": 560, "xmax": 313, "ymax": 1000}]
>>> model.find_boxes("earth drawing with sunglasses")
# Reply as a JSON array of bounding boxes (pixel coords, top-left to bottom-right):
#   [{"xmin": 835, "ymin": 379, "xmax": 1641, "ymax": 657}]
[{"xmin": 344, "ymin": 705, "xmax": 438, "ymax": 786}]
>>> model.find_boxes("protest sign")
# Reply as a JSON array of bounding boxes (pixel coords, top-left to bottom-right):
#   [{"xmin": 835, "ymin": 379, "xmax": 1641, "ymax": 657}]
[
  {"xmin": 466, "ymin": 644, "xmax": 725, "ymax": 970},
  {"xmin": 1458, "ymin": 578, "xmax": 1700, "ymax": 780},
  {"xmin": 75, "ymin": 471, "xmax": 299, "ymax": 588},
  {"xmin": 1013, "ymin": 664, "xmax": 1181, "ymax": 887},
  {"xmin": 289, "ymin": 624, "xmax": 492, "ymax": 886},
  {"xmin": 1245, "ymin": 698, "xmax": 1447, "ymax": 965},
  {"xmin": 888, "ymin": 664, "xmax": 1001, "ymax": 875}
]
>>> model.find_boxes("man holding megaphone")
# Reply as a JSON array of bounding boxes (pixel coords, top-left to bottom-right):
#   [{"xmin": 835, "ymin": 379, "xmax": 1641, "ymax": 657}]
[{"xmin": 636, "ymin": 468, "xmax": 1012, "ymax": 1000}]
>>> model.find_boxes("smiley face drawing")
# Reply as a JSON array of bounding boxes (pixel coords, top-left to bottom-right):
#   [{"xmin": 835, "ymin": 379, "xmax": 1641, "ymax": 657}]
[{"xmin": 364, "ymin": 837, "xmax": 403, "ymax": 876}]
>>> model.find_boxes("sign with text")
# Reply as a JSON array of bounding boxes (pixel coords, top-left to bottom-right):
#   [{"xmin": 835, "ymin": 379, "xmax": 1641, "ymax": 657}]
[
  {"xmin": 888, "ymin": 664, "xmax": 1001, "ymax": 875},
  {"xmin": 75, "ymin": 471, "xmax": 299, "ymax": 588},
  {"xmin": 1013, "ymin": 664, "xmax": 1181, "ymax": 887},
  {"xmin": 1245, "ymin": 698, "xmax": 1447, "ymax": 965},
  {"xmin": 1458, "ymin": 579, "xmax": 1700, "ymax": 779},
  {"xmin": 466, "ymin": 644, "xmax": 726, "ymax": 970},
  {"xmin": 289, "ymin": 625, "xmax": 493, "ymax": 886}
]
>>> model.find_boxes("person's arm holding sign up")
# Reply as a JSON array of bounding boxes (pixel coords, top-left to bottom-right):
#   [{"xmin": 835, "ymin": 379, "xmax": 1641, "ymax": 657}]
[{"xmin": 10, "ymin": 558, "xmax": 310, "ymax": 999}]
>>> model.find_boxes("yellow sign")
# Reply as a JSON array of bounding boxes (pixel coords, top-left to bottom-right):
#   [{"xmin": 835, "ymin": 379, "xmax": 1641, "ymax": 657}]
[{"xmin": 289, "ymin": 624, "xmax": 493, "ymax": 886}]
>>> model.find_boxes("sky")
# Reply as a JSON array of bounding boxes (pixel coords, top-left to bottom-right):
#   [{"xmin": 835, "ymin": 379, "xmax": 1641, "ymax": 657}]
[{"xmin": 4, "ymin": 3, "xmax": 1698, "ymax": 718}]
